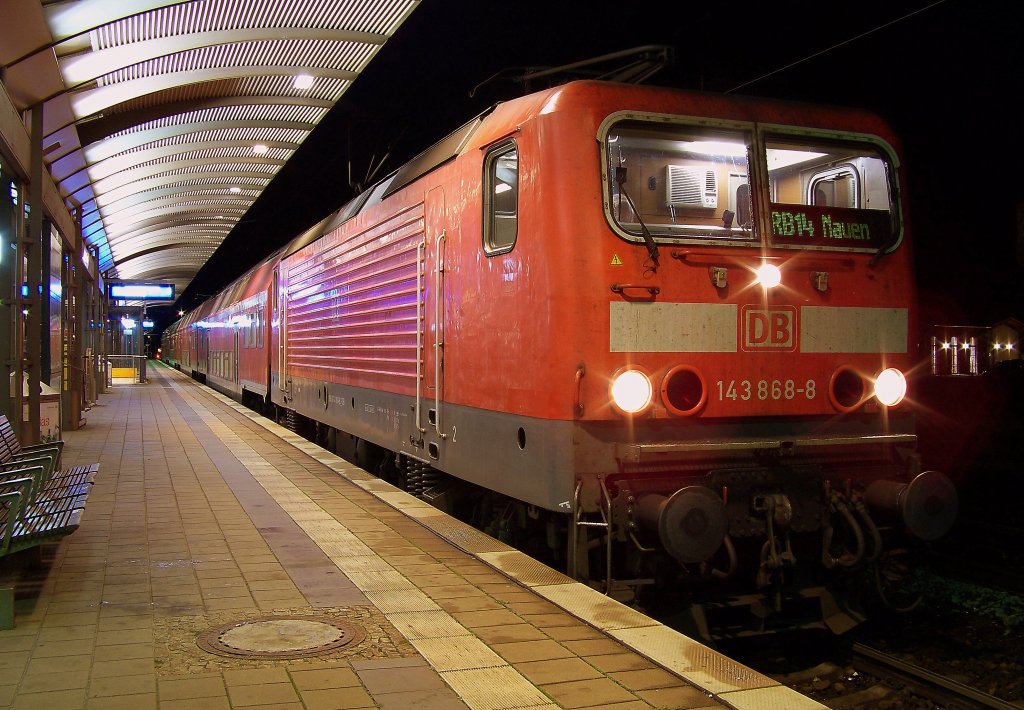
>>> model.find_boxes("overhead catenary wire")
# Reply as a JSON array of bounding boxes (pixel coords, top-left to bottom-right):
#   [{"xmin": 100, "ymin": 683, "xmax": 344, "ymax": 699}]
[{"xmin": 725, "ymin": 0, "xmax": 947, "ymax": 94}]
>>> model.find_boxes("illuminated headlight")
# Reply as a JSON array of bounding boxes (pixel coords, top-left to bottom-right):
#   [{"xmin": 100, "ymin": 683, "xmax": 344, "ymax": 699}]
[
  {"xmin": 611, "ymin": 370, "xmax": 653, "ymax": 414},
  {"xmin": 874, "ymin": 368, "xmax": 907, "ymax": 407},
  {"xmin": 754, "ymin": 263, "xmax": 782, "ymax": 289}
]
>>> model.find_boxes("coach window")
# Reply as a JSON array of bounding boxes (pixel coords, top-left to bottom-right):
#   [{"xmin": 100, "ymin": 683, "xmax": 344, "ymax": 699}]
[{"xmin": 483, "ymin": 141, "xmax": 519, "ymax": 254}]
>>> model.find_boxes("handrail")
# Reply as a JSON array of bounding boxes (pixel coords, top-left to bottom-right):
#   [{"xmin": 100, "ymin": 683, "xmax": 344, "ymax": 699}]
[
  {"xmin": 415, "ymin": 238, "xmax": 427, "ymax": 434},
  {"xmin": 434, "ymin": 230, "xmax": 447, "ymax": 439}
]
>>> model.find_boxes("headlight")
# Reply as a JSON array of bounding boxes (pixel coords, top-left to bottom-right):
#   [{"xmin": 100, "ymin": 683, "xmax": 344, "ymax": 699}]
[
  {"xmin": 754, "ymin": 263, "xmax": 782, "ymax": 289},
  {"xmin": 611, "ymin": 369, "xmax": 653, "ymax": 414},
  {"xmin": 874, "ymin": 368, "xmax": 907, "ymax": 407}
]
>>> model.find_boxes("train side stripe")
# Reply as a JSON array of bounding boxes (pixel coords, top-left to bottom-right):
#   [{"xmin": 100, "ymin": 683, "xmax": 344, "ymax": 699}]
[
  {"xmin": 609, "ymin": 302, "xmax": 738, "ymax": 352},
  {"xmin": 799, "ymin": 306, "xmax": 908, "ymax": 353}
]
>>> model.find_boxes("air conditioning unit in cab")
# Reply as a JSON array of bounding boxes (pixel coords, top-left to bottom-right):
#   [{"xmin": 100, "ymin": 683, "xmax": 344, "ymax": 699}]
[{"xmin": 665, "ymin": 165, "xmax": 718, "ymax": 208}]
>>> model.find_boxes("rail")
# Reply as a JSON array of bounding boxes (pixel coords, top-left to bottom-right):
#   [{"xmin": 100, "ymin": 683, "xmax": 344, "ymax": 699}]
[{"xmin": 852, "ymin": 642, "xmax": 1018, "ymax": 709}]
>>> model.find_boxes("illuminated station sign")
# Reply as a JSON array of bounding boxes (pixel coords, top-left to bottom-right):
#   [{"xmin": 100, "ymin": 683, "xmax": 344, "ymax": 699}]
[{"xmin": 107, "ymin": 283, "xmax": 175, "ymax": 301}]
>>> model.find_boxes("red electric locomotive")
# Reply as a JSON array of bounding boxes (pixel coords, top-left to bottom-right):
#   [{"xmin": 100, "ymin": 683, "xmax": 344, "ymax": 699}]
[{"xmin": 164, "ymin": 80, "xmax": 957, "ymax": 635}]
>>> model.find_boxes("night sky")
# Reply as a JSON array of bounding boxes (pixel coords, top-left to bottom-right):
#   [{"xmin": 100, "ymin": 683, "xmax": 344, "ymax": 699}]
[{"xmin": 159, "ymin": 0, "xmax": 1022, "ymax": 333}]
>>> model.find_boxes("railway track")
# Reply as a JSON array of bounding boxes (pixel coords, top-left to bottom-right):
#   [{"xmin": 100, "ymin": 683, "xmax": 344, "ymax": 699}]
[{"xmin": 848, "ymin": 643, "xmax": 1018, "ymax": 709}]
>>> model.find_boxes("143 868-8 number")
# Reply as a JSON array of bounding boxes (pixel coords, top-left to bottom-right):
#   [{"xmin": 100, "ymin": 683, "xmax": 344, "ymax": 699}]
[{"xmin": 716, "ymin": 379, "xmax": 816, "ymax": 401}]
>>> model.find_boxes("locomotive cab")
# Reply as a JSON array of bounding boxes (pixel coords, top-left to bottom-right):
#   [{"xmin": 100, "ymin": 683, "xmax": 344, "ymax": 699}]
[{"xmin": 567, "ymin": 91, "xmax": 958, "ymax": 635}]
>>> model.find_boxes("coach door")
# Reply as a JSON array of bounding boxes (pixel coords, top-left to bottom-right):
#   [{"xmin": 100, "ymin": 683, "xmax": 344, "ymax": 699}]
[
  {"xmin": 274, "ymin": 267, "xmax": 290, "ymax": 399},
  {"xmin": 197, "ymin": 327, "xmax": 209, "ymax": 375},
  {"xmin": 418, "ymin": 187, "xmax": 447, "ymax": 445}
]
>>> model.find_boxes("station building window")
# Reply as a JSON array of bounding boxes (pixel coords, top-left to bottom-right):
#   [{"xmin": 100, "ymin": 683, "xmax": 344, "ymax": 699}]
[{"xmin": 483, "ymin": 141, "xmax": 519, "ymax": 254}]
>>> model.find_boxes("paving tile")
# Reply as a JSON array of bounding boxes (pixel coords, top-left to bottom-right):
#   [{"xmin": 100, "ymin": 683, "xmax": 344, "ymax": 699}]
[
  {"xmin": 542, "ymin": 677, "xmax": 639, "ymax": 708},
  {"xmin": 357, "ymin": 665, "xmax": 446, "ymax": 694},
  {"xmin": 18, "ymin": 669, "xmax": 90, "ymax": 693},
  {"xmin": 223, "ymin": 667, "xmax": 291, "ymax": 686},
  {"xmin": 87, "ymin": 672, "xmax": 157, "ymax": 697},
  {"xmin": 520, "ymin": 612, "xmax": 579, "ymax": 628},
  {"xmin": 289, "ymin": 667, "xmax": 360, "ymax": 690},
  {"xmin": 561, "ymin": 638, "xmax": 629, "ymax": 656},
  {"xmin": 610, "ymin": 667, "xmax": 687, "ymax": 691},
  {"xmin": 490, "ymin": 639, "xmax": 574, "ymax": 663},
  {"xmin": 374, "ymin": 688, "xmax": 470, "ymax": 709},
  {"xmin": 434, "ymin": 596, "xmax": 505, "ymax": 614},
  {"xmin": 202, "ymin": 597, "xmax": 257, "ymax": 611},
  {"xmin": 350, "ymin": 656, "xmax": 427, "ymax": 671},
  {"xmin": 158, "ymin": 676, "xmax": 226, "ymax": 700},
  {"xmin": 0, "ymin": 666, "xmax": 23, "ymax": 685},
  {"xmin": 96, "ymin": 614, "xmax": 154, "ymax": 631},
  {"xmin": 637, "ymin": 685, "xmax": 717, "ymax": 708},
  {"xmin": 42, "ymin": 611, "xmax": 101, "ymax": 627},
  {"xmin": 30, "ymin": 639, "xmax": 94, "ymax": 657},
  {"xmin": 84, "ymin": 691, "xmax": 157, "ymax": 709},
  {"xmin": 514, "ymin": 657, "xmax": 604, "ymax": 685},
  {"xmin": 450, "ymin": 609, "xmax": 523, "ymax": 628},
  {"xmin": 299, "ymin": 685, "xmax": 376, "ymax": 709},
  {"xmin": 158, "ymin": 696, "xmax": 231, "ymax": 710},
  {"xmin": 227, "ymin": 681, "xmax": 300, "ymax": 706},
  {"xmin": 11, "ymin": 688, "xmax": 87, "ymax": 709},
  {"xmin": 95, "ymin": 628, "xmax": 153, "ymax": 645},
  {"xmin": 0, "ymin": 635, "xmax": 35, "ymax": 652},
  {"xmin": 473, "ymin": 623, "xmax": 550, "ymax": 644},
  {"xmin": 90, "ymin": 657, "xmax": 155, "ymax": 677},
  {"xmin": 585, "ymin": 653, "xmax": 657, "ymax": 673}
]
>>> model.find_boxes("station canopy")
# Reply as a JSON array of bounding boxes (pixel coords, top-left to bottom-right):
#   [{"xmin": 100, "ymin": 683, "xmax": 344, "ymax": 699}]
[{"xmin": 0, "ymin": 0, "xmax": 420, "ymax": 299}]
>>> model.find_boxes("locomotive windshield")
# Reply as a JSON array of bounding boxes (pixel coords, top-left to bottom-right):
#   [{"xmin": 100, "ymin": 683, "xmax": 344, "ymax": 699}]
[
  {"xmin": 765, "ymin": 138, "xmax": 895, "ymax": 251},
  {"xmin": 604, "ymin": 118, "xmax": 899, "ymax": 252},
  {"xmin": 606, "ymin": 121, "xmax": 755, "ymax": 244}
]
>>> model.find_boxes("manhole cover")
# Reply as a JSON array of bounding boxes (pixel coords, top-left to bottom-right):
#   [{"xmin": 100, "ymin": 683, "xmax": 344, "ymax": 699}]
[{"xmin": 196, "ymin": 616, "xmax": 365, "ymax": 659}]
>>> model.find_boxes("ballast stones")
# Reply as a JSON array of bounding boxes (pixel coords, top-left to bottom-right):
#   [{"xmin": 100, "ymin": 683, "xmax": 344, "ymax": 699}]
[{"xmin": 196, "ymin": 615, "xmax": 365, "ymax": 659}]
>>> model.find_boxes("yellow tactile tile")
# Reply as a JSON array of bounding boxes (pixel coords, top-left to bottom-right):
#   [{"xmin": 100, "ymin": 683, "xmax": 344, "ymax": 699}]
[
  {"xmin": 361, "ymin": 590, "xmax": 441, "ymax": 614},
  {"xmin": 411, "ymin": 636, "xmax": 507, "ymax": 672},
  {"xmin": 476, "ymin": 551, "xmax": 574, "ymax": 587},
  {"xmin": 440, "ymin": 667, "xmax": 552, "ymax": 710},
  {"xmin": 608, "ymin": 625, "xmax": 778, "ymax": 696},
  {"xmin": 384, "ymin": 610, "xmax": 469, "ymax": 640},
  {"xmin": 531, "ymin": 583, "xmax": 659, "ymax": 631}
]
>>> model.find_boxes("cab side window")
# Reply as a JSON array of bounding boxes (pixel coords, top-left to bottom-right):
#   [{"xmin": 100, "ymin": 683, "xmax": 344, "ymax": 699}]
[{"xmin": 483, "ymin": 141, "xmax": 518, "ymax": 254}]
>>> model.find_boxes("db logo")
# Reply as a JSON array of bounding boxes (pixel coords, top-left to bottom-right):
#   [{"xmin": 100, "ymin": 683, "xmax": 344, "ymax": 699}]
[{"xmin": 741, "ymin": 306, "xmax": 797, "ymax": 351}]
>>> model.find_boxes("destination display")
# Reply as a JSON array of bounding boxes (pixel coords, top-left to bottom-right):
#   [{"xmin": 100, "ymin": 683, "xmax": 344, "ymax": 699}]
[
  {"xmin": 107, "ymin": 282, "xmax": 175, "ymax": 301},
  {"xmin": 769, "ymin": 204, "xmax": 891, "ymax": 249}
]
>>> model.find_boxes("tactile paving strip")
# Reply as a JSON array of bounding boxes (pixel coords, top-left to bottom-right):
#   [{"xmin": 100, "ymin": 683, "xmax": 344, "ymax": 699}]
[
  {"xmin": 476, "ymin": 550, "xmax": 575, "ymax": 587},
  {"xmin": 415, "ymin": 515, "xmax": 517, "ymax": 554},
  {"xmin": 608, "ymin": 625, "xmax": 775, "ymax": 694},
  {"xmin": 533, "ymin": 582, "xmax": 661, "ymax": 630}
]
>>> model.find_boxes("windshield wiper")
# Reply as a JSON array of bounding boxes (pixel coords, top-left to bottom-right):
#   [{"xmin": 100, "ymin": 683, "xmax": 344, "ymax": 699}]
[{"xmin": 615, "ymin": 167, "xmax": 659, "ymax": 267}]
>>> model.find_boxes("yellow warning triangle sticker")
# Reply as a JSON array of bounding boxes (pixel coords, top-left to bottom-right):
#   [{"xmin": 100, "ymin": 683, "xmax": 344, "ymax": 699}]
[{"xmin": 610, "ymin": 253, "xmax": 623, "ymax": 266}]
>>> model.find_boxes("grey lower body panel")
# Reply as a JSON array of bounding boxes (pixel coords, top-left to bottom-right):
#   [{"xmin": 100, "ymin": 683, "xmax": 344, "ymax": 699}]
[{"xmin": 275, "ymin": 374, "xmax": 577, "ymax": 512}]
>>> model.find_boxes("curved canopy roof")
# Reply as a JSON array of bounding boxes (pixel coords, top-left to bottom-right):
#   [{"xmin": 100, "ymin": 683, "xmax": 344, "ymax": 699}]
[{"xmin": 0, "ymin": 0, "xmax": 420, "ymax": 297}]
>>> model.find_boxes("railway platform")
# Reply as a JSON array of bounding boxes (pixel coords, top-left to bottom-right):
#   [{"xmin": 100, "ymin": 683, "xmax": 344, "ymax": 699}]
[{"xmin": 0, "ymin": 363, "xmax": 823, "ymax": 709}]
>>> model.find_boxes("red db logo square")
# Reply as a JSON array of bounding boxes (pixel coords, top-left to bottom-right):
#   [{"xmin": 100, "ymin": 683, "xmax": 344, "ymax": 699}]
[{"xmin": 741, "ymin": 306, "xmax": 797, "ymax": 351}]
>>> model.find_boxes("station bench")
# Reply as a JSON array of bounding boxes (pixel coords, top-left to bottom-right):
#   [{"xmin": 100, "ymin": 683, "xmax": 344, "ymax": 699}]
[{"xmin": 0, "ymin": 416, "xmax": 98, "ymax": 628}]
